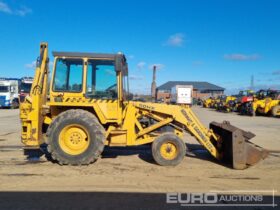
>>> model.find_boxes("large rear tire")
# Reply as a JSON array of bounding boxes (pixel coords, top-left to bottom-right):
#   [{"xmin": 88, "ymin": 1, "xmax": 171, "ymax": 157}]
[
  {"xmin": 46, "ymin": 109, "xmax": 105, "ymax": 165},
  {"xmin": 272, "ymin": 105, "xmax": 280, "ymax": 117},
  {"xmin": 152, "ymin": 133, "xmax": 186, "ymax": 166}
]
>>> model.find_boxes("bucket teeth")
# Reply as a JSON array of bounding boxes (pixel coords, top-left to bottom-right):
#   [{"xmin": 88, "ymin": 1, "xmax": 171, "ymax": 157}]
[{"xmin": 210, "ymin": 121, "xmax": 268, "ymax": 169}]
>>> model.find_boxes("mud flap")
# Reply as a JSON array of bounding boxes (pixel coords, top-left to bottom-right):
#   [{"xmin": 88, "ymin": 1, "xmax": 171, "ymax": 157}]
[{"xmin": 210, "ymin": 121, "xmax": 268, "ymax": 169}]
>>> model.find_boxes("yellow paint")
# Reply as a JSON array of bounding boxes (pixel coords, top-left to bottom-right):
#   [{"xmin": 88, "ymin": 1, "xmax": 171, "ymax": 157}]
[
  {"xmin": 253, "ymin": 98, "xmax": 280, "ymax": 115},
  {"xmin": 20, "ymin": 42, "xmax": 227, "ymax": 162},
  {"xmin": 58, "ymin": 124, "xmax": 90, "ymax": 155},
  {"xmin": 160, "ymin": 142, "xmax": 178, "ymax": 160},
  {"xmin": 203, "ymin": 98, "xmax": 214, "ymax": 108}
]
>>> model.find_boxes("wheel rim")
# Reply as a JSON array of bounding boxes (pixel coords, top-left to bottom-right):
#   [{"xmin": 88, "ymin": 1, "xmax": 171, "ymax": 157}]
[
  {"xmin": 59, "ymin": 124, "xmax": 90, "ymax": 155},
  {"xmin": 160, "ymin": 142, "xmax": 178, "ymax": 160}
]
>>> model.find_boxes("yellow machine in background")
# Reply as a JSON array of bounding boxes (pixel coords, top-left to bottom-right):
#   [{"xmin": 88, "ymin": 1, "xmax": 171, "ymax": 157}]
[
  {"xmin": 252, "ymin": 92, "xmax": 280, "ymax": 117},
  {"xmin": 216, "ymin": 96, "xmax": 237, "ymax": 112},
  {"xmin": 239, "ymin": 89, "xmax": 280, "ymax": 117},
  {"xmin": 212, "ymin": 95, "xmax": 225, "ymax": 109},
  {"xmin": 203, "ymin": 97, "xmax": 215, "ymax": 108},
  {"xmin": 20, "ymin": 43, "xmax": 267, "ymax": 169},
  {"xmin": 203, "ymin": 96, "xmax": 222, "ymax": 108}
]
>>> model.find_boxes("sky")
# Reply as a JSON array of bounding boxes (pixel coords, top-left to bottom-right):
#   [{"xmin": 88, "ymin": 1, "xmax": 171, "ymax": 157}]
[{"xmin": 0, "ymin": 0, "xmax": 280, "ymax": 94}]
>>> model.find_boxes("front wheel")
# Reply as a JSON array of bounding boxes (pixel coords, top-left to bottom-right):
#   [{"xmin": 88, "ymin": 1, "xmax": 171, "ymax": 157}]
[
  {"xmin": 152, "ymin": 133, "xmax": 186, "ymax": 166},
  {"xmin": 46, "ymin": 109, "xmax": 105, "ymax": 165}
]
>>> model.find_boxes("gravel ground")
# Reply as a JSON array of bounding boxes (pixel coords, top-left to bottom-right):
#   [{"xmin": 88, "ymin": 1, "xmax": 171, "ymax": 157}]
[{"xmin": 0, "ymin": 107, "xmax": 279, "ymax": 195}]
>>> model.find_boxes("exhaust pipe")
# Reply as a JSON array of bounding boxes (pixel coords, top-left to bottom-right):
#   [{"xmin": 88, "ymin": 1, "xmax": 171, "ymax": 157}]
[{"xmin": 210, "ymin": 121, "xmax": 268, "ymax": 169}]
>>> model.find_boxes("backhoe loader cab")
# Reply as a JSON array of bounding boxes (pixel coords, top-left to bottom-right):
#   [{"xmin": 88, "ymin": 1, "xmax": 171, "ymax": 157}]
[
  {"xmin": 50, "ymin": 52, "xmax": 128, "ymax": 101},
  {"xmin": 20, "ymin": 43, "xmax": 267, "ymax": 169}
]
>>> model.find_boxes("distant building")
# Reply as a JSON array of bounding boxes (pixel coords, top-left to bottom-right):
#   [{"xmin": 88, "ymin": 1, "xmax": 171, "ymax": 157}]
[{"xmin": 156, "ymin": 81, "xmax": 225, "ymax": 101}]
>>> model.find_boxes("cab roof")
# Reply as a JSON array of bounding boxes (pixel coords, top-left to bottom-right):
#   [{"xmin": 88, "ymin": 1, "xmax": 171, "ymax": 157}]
[{"xmin": 52, "ymin": 51, "xmax": 126, "ymax": 60}]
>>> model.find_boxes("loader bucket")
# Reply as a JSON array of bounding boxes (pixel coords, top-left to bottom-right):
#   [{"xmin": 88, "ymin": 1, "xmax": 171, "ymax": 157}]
[{"xmin": 210, "ymin": 121, "xmax": 268, "ymax": 169}]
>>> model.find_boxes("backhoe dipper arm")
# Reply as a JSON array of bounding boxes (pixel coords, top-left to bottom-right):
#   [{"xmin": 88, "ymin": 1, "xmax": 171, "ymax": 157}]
[{"xmin": 20, "ymin": 43, "xmax": 49, "ymax": 147}]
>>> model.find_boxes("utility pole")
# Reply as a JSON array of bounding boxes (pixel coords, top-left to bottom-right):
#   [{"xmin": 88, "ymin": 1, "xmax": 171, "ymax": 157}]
[
  {"xmin": 151, "ymin": 65, "xmax": 157, "ymax": 102},
  {"xmin": 250, "ymin": 75, "xmax": 254, "ymax": 90}
]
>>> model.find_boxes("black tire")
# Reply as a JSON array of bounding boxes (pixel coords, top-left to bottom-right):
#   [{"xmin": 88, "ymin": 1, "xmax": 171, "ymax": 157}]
[
  {"xmin": 46, "ymin": 109, "xmax": 105, "ymax": 165},
  {"xmin": 272, "ymin": 105, "xmax": 280, "ymax": 117},
  {"xmin": 152, "ymin": 133, "xmax": 186, "ymax": 166}
]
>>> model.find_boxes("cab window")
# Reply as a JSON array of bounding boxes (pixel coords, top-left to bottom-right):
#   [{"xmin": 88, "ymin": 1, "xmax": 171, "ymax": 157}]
[
  {"xmin": 86, "ymin": 59, "xmax": 117, "ymax": 99},
  {"xmin": 53, "ymin": 58, "xmax": 83, "ymax": 92}
]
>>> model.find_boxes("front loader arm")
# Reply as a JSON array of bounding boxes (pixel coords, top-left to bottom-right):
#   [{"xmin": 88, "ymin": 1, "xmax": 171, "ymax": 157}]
[
  {"xmin": 131, "ymin": 102, "xmax": 222, "ymax": 159},
  {"xmin": 128, "ymin": 101, "xmax": 267, "ymax": 169}
]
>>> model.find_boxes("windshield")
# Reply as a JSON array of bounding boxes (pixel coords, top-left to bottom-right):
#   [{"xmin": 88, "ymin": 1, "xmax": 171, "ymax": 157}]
[
  {"xmin": 0, "ymin": 86, "xmax": 9, "ymax": 93},
  {"xmin": 239, "ymin": 91, "xmax": 253, "ymax": 96},
  {"xmin": 21, "ymin": 83, "xmax": 32, "ymax": 93}
]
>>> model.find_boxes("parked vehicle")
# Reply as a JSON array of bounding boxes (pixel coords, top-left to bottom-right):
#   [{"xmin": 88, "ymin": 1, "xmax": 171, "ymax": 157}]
[
  {"xmin": 19, "ymin": 77, "xmax": 33, "ymax": 102},
  {"xmin": 0, "ymin": 78, "xmax": 20, "ymax": 108},
  {"xmin": 242, "ymin": 89, "xmax": 280, "ymax": 117}
]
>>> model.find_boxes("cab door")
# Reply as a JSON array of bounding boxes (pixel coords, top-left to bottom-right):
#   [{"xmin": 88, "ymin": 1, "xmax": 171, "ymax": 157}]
[
  {"xmin": 50, "ymin": 57, "xmax": 85, "ymax": 103},
  {"xmin": 85, "ymin": 59, "xmax": 119, "ymax": 120}
]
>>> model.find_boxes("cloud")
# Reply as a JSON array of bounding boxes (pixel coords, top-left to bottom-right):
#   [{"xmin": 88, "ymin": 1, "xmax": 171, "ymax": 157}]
[
  {"xmin": 0, "ymin": 1, "xmax": 32, "ymax": 16},
  {"xmin": 164, "ymin": 33, "xmax": 185, "ymax": 47},
  {"xmin": 0, "ymin": 1, "xmax": 11, "ymax": 14},
  {"xmin": 15, "ymin": 6, "xmax": 32, "ymax": 16},
  {"xmin": 225, "ymin": 83, "xmax": 280, "ymax": 95},
  {"xmin": 25, "ymin": 61, "xmax": 36, "ymax": 69},
  {"xmin": 272, "ymin": 70, "xmax": 280, "ymax": 75},
  {"xmin": 224, "ymin": 53, "xmax": 261, "ymax": 61},
  {"xmin": 149, "ymin": 63, "xmax": 165, "ymax": 70},
  {"xmin": 137, "ymin": 62, "xmax": 165, "ymax": 71},
  {"xmin": 129, "ymin": 75, "xmax": 144, "ymax": 80},
  {"xmin": 25, "ymin": 60, "xmax": 54, "ymax": 69},
  {"xmin": 137, "ymin": 61, "xmax": 146, "ymax": 70}
]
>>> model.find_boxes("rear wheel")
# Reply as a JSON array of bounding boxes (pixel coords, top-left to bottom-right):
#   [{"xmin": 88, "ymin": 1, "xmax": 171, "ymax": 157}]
[
  {"xmin": 152, "ymin": 133, "xmax": 186, "ymax": 166},
  {"xmin": 46, "ymin": 109, "xmax": 105, "ymax": 165},
  {"xmin": 272, "ymin": 105, "xmax": 280, "ymax": 117}
]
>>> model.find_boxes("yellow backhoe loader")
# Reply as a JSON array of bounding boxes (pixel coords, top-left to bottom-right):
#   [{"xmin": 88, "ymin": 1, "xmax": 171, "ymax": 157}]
[
  {"xmin": 252, "ymin": 90, "xmax": 280, "ymax": 117},
  {"xmin": 203, "ymin": 97, "xmax": 215, "ymax": 108},
  {"xmin": 212, "ymin": 95, "xmax": 225, "ymax": 109},
  {"xmin": 216, "ymin": 96, "xmax": 237, "ymax": 112},
  {"xmin": 20, "ymin": 43, "xmax": 267, "ymax": 169}
]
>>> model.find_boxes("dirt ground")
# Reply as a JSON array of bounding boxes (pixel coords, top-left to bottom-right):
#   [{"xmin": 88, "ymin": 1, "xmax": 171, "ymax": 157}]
[{"xmin": 0, "ymin": 107, "xmax": 279, "ymax": 194}]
